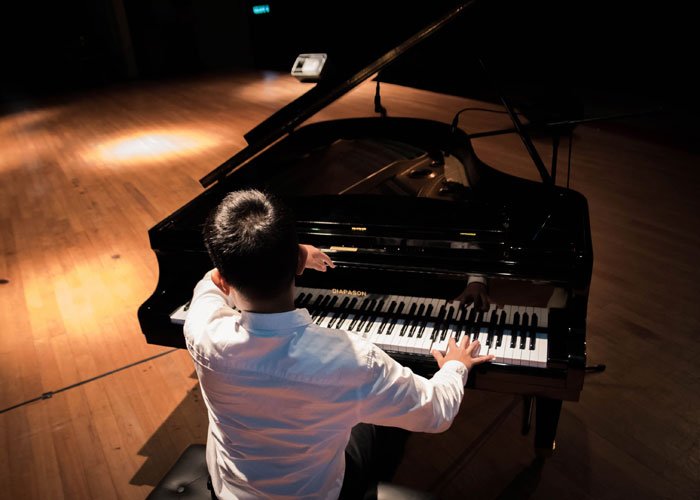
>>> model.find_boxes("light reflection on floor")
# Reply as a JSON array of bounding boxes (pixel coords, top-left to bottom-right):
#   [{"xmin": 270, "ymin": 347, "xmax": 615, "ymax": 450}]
[{"xmin": 86, "ymin": 128, "xmax": 221, "ymax": 166}]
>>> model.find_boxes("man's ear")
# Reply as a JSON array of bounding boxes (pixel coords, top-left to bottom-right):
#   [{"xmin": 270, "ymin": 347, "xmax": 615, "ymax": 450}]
[
  {"xmin": 296, "ymin": 244, "xmax": 307, "ymax": 276},
  {"xmin": 211, "ymin": 269, "xmax": 231, "ymax": 295}
]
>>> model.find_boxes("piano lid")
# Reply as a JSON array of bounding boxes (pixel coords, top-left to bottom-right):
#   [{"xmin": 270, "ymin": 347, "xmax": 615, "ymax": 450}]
[{"xmin": 199, "ymin": 0, "xmax": 479, "ymax": 187}]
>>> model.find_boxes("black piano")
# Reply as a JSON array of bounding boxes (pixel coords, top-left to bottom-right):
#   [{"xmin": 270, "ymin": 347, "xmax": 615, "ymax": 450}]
[{"xmin": 138, "ymin": 1, "xmax": 592, "ymax": 455}]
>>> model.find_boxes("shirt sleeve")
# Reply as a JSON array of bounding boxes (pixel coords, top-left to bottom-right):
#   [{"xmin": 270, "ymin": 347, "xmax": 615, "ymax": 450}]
[
  {"xmin": 467, "ymin": 274, "xmax": 487, "ymax": 286},
  {"xmin": 357, "ymin": 347, "xmax": 468, "ymax": 433},
  {"xmin": 183, "ymin": 270, "xmax": 236, "ymax": 343}
]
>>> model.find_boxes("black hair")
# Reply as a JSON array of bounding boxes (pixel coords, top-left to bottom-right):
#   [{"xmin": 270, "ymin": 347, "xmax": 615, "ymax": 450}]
[{"xmin": 203, "ymin": 189, "xmax": 298, "ymax": 300}]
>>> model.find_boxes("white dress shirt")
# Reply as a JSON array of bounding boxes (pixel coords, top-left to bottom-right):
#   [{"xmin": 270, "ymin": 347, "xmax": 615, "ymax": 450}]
[{"xmin": 184, "ymin": 271, "xmax": 468, "ymax": 500}]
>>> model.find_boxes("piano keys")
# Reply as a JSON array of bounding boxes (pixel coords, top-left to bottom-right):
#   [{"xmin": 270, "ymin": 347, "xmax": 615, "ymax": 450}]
[{"xmin": 169, "ymin": 288, "xmax": 551, "ymax": 369}]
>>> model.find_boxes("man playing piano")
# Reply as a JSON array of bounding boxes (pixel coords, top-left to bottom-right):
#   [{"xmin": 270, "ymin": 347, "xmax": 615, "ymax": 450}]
[{"xmin": 184, "ymin": 189, "xmax": 493, "ymax": 500}]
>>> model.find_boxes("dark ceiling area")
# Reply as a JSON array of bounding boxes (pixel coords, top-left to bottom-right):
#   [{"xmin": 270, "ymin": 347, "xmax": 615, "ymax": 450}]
[{"xmin": 1, "ymin": 0, "xmax": 696, "ymax": 139}]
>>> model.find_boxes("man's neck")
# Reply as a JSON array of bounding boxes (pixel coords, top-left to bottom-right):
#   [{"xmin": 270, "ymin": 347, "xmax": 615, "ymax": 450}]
[{"xmin": 235, "ymin": 287, "xmax": 295, "ymax": 314}]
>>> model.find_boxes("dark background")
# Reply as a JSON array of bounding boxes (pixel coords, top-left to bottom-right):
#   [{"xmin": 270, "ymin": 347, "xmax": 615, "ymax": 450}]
[{"xmin": 1, "ymin": 0, "xmax": 696, "ymax": 136}]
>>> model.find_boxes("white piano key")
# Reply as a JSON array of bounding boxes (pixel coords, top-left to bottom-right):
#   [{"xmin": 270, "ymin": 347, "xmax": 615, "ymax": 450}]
[
  {"xmin": 431, "ymin": 323, "xmax": 452, "ymax": 355},
  {"xmin": 510, "ymin": 306, "xmax": 527, "ymax": 365},
  {"xmin": 318, "ymin": 313, "xmax": 334, "ymax": 328},
  {"xmin": 395, "ymin": 318, "xmax": 414, "ymax": 351},
  {"xmin": 365, "ymin": 316, "xmax": 384, "ymax": 344},
  {"xmin": 491, "ymin": 311, "xmax": 508, "ymax": 363},
  {"xmin": 475, "ymin": 326, "xmax": 489, "ymax": 358},
  {"xmin": 524, "ymin": 306, "xmax": 538, "ymax": 367},
  {"xmin": 381, "ymin": 296, "xmax": 407, "ymax": 351},
  {"xmin": 501, "ymin": 332, "xmax": 515, "ymax": 364},
  {"xmin": 486, "ymin": 306, "xmax": 502, "ymax": 356},
  {"xmin": 522, "ymin": 335, "xmax": 533, "ymax": 366},
  {"xmin": 500, "ymin": 306, "xmax": 515, "ymax": 364},
  {"xmin": 533, "ymin": 333, "xmax": 548, "ymax": 368}
]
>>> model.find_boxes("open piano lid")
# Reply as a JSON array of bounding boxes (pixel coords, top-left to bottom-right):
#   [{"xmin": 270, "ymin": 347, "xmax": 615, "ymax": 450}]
[{"xmin": 199, "ymin": 0, "xmax": 479, "ymax": 187}]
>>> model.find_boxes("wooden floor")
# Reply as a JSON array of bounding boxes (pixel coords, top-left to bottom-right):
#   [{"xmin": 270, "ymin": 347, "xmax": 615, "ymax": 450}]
[{"xmin": 1, "ymin": 71, "xmax": 698, "ymax": 499}]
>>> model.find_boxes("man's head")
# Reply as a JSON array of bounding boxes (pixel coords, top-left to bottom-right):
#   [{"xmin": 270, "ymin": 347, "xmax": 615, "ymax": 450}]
[{"xmin": 203, "ymin": 189, "xmax": 298, "ymax": 301}]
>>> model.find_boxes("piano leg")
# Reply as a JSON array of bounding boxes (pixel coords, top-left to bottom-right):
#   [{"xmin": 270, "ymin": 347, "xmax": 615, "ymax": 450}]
[{"xmin": 534, "ymin": 396, "xmax": 562, "ymax": 458}]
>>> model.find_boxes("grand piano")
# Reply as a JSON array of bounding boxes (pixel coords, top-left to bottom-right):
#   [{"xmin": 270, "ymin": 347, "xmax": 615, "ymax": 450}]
[{"xmin": 138, "ymin": 0, "xmax": 592, "ymax": 455}]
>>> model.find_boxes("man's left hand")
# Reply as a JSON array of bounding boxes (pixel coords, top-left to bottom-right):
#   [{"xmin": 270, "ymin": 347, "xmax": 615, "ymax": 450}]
[
  {"xmin": 297, "ymin": 244, "xmax": 336, "ymax": 274},
  {"xmin": 456, "ymin": 281, "xmax": 490, "ymax": 310}
]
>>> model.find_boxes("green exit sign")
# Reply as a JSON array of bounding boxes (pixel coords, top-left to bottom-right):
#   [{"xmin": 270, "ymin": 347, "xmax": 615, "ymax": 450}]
[{"xmin": 252, "ymin": 4, "xmax": 270, "ymax": 14}]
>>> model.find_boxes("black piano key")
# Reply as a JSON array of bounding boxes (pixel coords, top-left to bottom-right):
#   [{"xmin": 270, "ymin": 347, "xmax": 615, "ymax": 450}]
[
  {"xmin": 440, "ymin": 306, "xmax": 455, "ymax": 341},
  {"xmin": 519, "ymin": 313, "xmax": 529, "ymax": 349},
  {"xmin": 327, "ymin": 296, "xmax": 348, "ymax": 328},
  {"xmin": 400, "ymin": 302, "xmax": 418, "ymax": 336},
  {"xmin": 307, "ymin": 294, "xmax": 322, "ymax": 314},
  {"xmin": 365, "ymin": 300, "xmax": 384, "ymax": 332},
  {"xmin": 348, "ymin": 298, "xmax": 370, "ymax": 331},
  {"xmin": 387, "ymin": 301, "xmax": 405, "ymax": 332},
  {"xmin": 335, "ymin": 297, "xmax": 358, "ymax": 329},
  {"xmin": 510, "ymin": 312, "xmax": 520, "ymax": 348},
  {"xmin": 453, "ymin": 306, "xmax": 466, "ymax": 342},
  {"xmin": 294, "ymin": 292, "xmax": 306, "ymax": 308},
  {"xmin": 377, "ymin": 301, "xmax": 397, "ymax": 334},
  {"xmin": 417, "ymin": 304, "xmax": 434, "ymax": 338},
  {"xmin": 310, "ymin": 295, "xmax": 329, "ymax": 320},
  {"xmin": 358, "ymin": 299, "xmax": 377, "ymax": 332},
  {"xmin": 407, "ymin": 303, "xmax": 425, "ymax": 336},
  {"xmin": 529, "ymin": 313, "xmax": 538, "ymax": 349},
  {"xmin": 299, "ymin": 293, "xmax": 313, "ymax": 309},
  {"xmin": 317, "ymin": 296, "xmax": 338, "ymax": 325},
  {"xmin": 466, "ymin": 308, "xmax": 478, "ymax": 340},
  {"xmin": 431, "ymin": 305, "xmax": 446, "ymax": 341},
  {"xmin": 496, "ymin": 310, "xmax": 507, "ymax": 347},
  {"xmin": 486, "ymin": 310, "xmax": 498, "ymax": 347}
]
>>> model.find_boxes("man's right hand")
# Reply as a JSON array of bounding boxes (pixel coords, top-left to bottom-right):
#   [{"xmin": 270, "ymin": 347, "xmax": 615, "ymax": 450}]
[{"xmin": 432, "ymin": 337, "xmax": 494, "ymax": 370}]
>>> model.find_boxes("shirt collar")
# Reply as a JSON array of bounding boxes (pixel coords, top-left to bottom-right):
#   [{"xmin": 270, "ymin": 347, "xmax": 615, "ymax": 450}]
[{"xmin": 238, "ymin": 308, "xmax": 313, "ymax": 332}]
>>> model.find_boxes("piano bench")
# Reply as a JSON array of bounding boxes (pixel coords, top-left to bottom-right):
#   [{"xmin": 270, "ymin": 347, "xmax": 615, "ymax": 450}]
[
  {"xmin": 146, "ymin": 445, "xmax": 211, "ymax": 500},
  {"xmin": 146, "ymin": 444, "xmax": 437, "ymax": 500},
  {"xmin": 368, "ymin": 482, "xmax": 437, "ymax": 500}
]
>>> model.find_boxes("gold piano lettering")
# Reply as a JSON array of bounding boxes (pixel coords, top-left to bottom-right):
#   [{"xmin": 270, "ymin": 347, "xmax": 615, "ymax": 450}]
[{"xmin": 332, "ymin": 289, "xmax": 367, "ymax": 296}]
